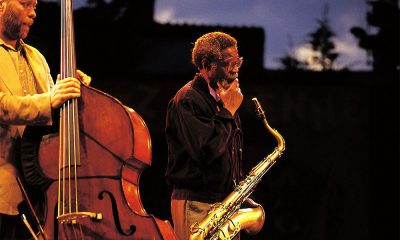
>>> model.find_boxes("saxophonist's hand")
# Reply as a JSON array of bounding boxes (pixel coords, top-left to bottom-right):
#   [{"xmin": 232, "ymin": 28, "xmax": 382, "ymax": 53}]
[
  {"xmin": 244, "ymin": 198, "xmax": 261, "ymax": 208},
  {"xmin": 217, "ymin": 78, "xmax": 243, "ymax": 116}
]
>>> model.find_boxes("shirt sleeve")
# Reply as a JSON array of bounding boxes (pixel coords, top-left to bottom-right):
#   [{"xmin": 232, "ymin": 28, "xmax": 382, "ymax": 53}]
[
  {"xmin": 168, "ymin": 97, "xmax": 235, "ymax": 167},
  {"xmin": 0, "ymin": 92, "xmax": 52, "ymax": 125}
]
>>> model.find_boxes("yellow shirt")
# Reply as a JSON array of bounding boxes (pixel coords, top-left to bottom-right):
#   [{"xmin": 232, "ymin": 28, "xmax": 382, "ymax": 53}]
[
  {"xmin": 0, "ymin": 39, "xmax": 53, "ymax": 215},
  {"xmin": 6, "ymin": 42, "xmax": 38, "ymax": 96}
]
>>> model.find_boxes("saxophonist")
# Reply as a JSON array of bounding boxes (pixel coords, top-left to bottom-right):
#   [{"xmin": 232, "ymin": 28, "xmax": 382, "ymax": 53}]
[{"xmin": 165, "ymin": 31, "xmax": 244, "ymax": 240}]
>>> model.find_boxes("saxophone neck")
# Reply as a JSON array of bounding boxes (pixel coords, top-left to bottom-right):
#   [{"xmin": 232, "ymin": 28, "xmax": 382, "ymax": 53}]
[
  {"xmin": 267, "ymin": 120, "xmax": 285, "ymax": 153},
  {"xmin": 253, "ymin": 97, "xmax": 285, "ymax": 153}
]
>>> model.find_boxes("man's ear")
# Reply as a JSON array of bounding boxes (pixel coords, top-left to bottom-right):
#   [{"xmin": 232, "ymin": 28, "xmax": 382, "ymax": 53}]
[
  {"xmin": 0, "ymin": 1, "xmax": 5, "ymax": 11},
  {"xmin": 202, "ymin": 59, "xmax": 212, "ymax": 70}
]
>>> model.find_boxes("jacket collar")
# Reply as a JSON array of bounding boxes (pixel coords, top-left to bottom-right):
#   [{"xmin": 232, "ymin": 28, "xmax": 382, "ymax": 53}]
[
  {"xmin": 0, "ymin": 39, "xmax": 48, "ymax": 95},
  {"xmin": 192, "ymin": 73, "xmax": 221, "ymax": 106},
  {"xmin": 0, "ymin": 38, "xmax": 24, "ymax": 52}
]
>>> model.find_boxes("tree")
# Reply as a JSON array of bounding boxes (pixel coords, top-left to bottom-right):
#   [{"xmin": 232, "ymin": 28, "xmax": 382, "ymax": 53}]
[
  {"xmin": 351, "ymin": 0, "xmax": 399, "ymax": 72},
  {"xmin": 280, "ymin": 55, "xmax": 303, "ymax": 70},
  {"xmin": 307, "ymin": 3, "xmax": 338, "ymax": 71},
  {"xmin": 279, "ymin": 35, "xmax": 306, "ymax": 71},
  {"xmin": 278, "ymin": 4, "xmax": 339, "ymax": 71}
]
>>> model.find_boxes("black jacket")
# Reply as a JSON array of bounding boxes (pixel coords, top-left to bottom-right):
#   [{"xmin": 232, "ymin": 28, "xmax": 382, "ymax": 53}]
[{"xmin": 165, "ymin": 74, "xmax": 243, "ymax": 203}]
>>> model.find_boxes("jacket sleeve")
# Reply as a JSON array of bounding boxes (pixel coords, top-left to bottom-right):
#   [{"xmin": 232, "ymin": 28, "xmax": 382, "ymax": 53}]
[
  {"xmin": 0, "ymin": 92, "xmax": 52, "ymax": 125},
  {"xmin": 168, "ymin": 97, "xmax": 235, "ymax": 166}
]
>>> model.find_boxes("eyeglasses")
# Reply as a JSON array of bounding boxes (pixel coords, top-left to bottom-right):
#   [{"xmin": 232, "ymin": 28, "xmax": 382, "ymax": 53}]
[{"xmin": 219, "ymin": 56, "xmax": 243, "ymax": 68}]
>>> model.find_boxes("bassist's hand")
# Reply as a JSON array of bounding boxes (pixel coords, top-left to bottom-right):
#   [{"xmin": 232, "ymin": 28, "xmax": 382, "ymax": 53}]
[
  {"xmin": 50, "ymin": 76, "xmax": 81, "ymax": 109},
  {"xmin": 76, "ymin": 69, "xmax": 92, "ymax": 86}
]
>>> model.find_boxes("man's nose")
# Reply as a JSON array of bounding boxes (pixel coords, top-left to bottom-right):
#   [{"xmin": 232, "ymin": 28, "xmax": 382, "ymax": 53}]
[{"xmin": 28, "ymin": 7, "xmax": 36, "ymax": 19}]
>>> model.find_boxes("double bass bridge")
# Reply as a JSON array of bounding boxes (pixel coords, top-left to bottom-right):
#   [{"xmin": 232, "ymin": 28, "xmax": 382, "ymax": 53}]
[{"xmin": 57, "ymin": 212, "xmax": 103, "ymax": 224}]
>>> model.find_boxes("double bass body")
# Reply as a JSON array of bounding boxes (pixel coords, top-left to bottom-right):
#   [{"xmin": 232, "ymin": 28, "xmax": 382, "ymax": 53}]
[
  {"xmin": 22, "ymin": 84, "xmax": 175, "ymax": 239},
  {"xmin": 20, "ymin": 0, "xmax": 175, "ymax": 238}
]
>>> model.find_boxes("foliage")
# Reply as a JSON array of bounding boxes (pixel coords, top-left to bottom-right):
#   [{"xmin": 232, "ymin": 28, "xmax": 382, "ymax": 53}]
[
  {"xmin": 350, "ymin": 0, "xmax": 399, "ymax": 72},
  {"xmin": 279, "ymin": 3, "xmax": 339, "ymax": 71},
  {"xmin": 306, "ymin": 3, "xmax": 338, "ymax": 71}
]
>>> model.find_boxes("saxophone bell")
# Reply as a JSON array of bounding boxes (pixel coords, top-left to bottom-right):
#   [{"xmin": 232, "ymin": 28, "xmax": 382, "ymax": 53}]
[{"xmin": 189, "ymin": 97, "xmax": 285, "ymax": 240}]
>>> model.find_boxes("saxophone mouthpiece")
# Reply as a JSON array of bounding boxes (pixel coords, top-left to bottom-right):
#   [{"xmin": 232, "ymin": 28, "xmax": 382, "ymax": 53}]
[{"xmin": 252, "ymin": 97, "xmax": 265, "ymax": 118}]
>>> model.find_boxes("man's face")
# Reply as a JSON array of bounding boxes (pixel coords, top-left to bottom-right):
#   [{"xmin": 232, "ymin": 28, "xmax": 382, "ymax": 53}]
[
  {"xmin": 0, "ymin": 0, "xmax": 37, "ymax": 41},
  {"xmin": 210, "ymin": 46, "xmax": 243, "ymax": 89}
]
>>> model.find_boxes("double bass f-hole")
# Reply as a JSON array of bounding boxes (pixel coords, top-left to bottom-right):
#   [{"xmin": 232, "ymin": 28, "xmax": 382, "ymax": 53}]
[
  {"xmin": 57, "ymin": 1, "xmax": 137, "ymax": 238},
  {"xmin": 20, "ymin": 0, "xmax": 176, "ymax": 239},
  {"xmin": 57, "ymin": 0, "xmax": 99, "ymax": 230}
]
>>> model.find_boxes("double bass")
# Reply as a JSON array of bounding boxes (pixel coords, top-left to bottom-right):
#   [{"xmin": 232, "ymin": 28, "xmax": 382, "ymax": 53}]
[{"xmin": 20, "ymin": 0, "xmax": 176, "ymax": 239}]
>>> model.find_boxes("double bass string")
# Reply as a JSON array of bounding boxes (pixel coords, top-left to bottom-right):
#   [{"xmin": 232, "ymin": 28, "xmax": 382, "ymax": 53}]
[
  {"xmin": 66, "ymin": 0, "xmax": 80, "ymax": 215},
  {"xmin": 58, "ymin": 0, "xmax": 63, "ymax": 218},
  {"xmin": 59, "ymin": 0, "xmax": 80, "ymax": 218},
  {"xmin": 73, "ymin": 97, "xmax": 79, "ymax": 213},
  {"xmin": 59, "ymin": 0, "xmax": 66, "ymax": 218},
  {"xmin": 67, "ymin": 103, "xmax": 71, "ymax": 214}
]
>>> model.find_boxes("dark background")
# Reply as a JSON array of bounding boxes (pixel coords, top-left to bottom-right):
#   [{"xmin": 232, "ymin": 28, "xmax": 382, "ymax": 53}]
[{"xmin": 25, "ymin": 1, "xmax": 399, "ymax": 239}]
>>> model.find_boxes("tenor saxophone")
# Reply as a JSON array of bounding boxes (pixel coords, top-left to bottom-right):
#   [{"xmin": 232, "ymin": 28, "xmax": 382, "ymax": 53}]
[{"xmin": 189, "ymin": 97, "xmax": 285, "ymax": 240}]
